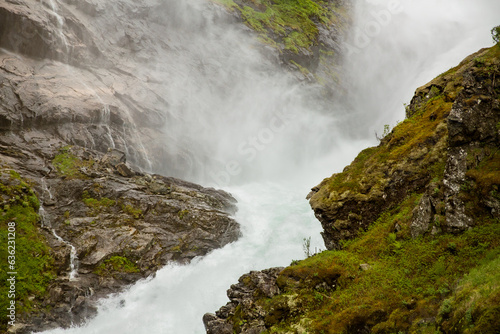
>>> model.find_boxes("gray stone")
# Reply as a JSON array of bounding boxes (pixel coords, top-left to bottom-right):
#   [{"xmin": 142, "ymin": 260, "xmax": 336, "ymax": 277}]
[
  {"xmin": 411, "ymin": 195, "xmax": 434, "ymax": 238},
  {"xmin": 115, "ymin": 162, "xmax": 135, "ymax": 177},
  {"xmin": 205, "ymin": 268, "xmax": 284, "ymax": 334},
  {"xmin": 443, "ymin": 148, "xmax": 473, "ymax": 233},
  {"xmin": 101, "ymin": 149, "xmax": 126, "ymax": 167}
]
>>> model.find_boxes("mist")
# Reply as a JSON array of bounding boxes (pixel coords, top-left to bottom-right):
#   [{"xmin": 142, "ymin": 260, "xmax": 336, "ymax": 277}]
[
  {"xmin": 40, "ymin": 0, "xmax": 500, "ymax": 333},
  {"xmin": 133, "ymin": 0, "xmax": 500, "ymax": 190}
]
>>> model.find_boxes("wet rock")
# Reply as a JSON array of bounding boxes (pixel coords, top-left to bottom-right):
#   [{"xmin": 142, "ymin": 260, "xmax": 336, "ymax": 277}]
[
  {"xmin": 115, "ymin": 162, "xmax": 135, "ymax": 177},
  {"xmin": 0, "ymin": 142, "xmax": 240, "ymax": 332},
  {"xmin": 101, "ymin": 149, "xmax": 126, "ymax": 167},
  {"xmin": 203, "ymin": 313, "xmax": 233, "ymax": 334},
  {"xmin": 204, "ymin": 268, "xmax": 284, "ymax": 334}
]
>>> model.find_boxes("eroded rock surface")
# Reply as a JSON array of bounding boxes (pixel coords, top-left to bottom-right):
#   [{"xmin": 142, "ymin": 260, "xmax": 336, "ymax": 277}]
[{"xmin": 1, "ymin": 142, "xmax": 240, "ymax": 332}]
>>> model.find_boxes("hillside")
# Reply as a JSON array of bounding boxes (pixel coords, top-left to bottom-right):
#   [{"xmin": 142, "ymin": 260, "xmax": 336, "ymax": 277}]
[{"xmin": 205, "ymin": 44, "xmax": 500, "ymax": 333}]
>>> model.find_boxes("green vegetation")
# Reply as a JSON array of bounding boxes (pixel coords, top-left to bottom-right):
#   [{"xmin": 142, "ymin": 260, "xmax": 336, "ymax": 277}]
[
  {"xmin": 82, "ymin": 190, "xmax": 116, "ymax": 215},
  {"xmin": 0, "ymin": 170, "xmax": 55, "ymax": 332},
  {"xmin": 319, "ymin": 89, "xmax": 448, "ymax": 197},
  {"xmin": 52, "ymin": 146, "xmax": 93, "ymax": 179},
  {"xmin": 94, "ymin": 255, "xmax": 139, "ymax": 276},
  {"xmin": 492, "ymin": 25, "xmax": 500, "ymax": 44},
  {"xmin": 212, "ymin": 0, "xmax": 344, "ymax": 54},
  {"xmin": 466, "ymin": 149, "xmax": 500, "ymax": 194},
  {"xmin": 121, "ymin": 203, "xmax": 143, "ymax": 219},
  {"xmin": 178, "ymin": 209, "xmax": 189, "ymax": 219},
  {"xmin": 249, "ymin": 200, "xmax": 500, "ymax": 333}
]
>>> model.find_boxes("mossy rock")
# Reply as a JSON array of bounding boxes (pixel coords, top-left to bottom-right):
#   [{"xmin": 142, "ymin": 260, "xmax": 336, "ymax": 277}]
[{"xmin": 0, "ymin": 170, "xmax": 56, "ymax": 332}]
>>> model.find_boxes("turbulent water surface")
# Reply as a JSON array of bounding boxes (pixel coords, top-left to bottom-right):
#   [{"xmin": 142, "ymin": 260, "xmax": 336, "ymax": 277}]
[{"xmin": 43, "ymin": 0, "xmax": 499, "ymax": 333}]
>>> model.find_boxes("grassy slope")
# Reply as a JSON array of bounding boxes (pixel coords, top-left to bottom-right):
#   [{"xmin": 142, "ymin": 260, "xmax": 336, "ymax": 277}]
[
  {"xmin": 0, "ymin": 170, "xmax": 56, "ymax": 332},
  {"xmin": 231, "ymin": 45, "xmax": 500, "ymax": 333}
]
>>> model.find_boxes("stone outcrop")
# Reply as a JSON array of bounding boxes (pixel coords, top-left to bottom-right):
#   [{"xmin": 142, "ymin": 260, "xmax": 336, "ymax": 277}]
[
  {"xmin": 308, "ymin": 46, "xmax": 500, "ymax": 249},
  {"xmin": 204, "ymin": 268, "xmax": 284, "ymax": 334},
  {"xmin": 1, "ymin": 140, "xmax": 240, "ymax": 332}
]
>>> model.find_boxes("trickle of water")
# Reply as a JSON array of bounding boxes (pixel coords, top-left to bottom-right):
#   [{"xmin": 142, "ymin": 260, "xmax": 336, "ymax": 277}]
[
  {"xmin": 50, "ymin": 228, "xmax": 79, "ymax": 281},
  {"xmin": 40, "ymin": 178, "xmax": 79, "ymax": 281},
  {"xmin": 121, "ymin": 124, "xmax": 154, "ymax": 172},
  {"xmin": 47, "ymin": 0, "xmax": 70, "ymax": 58}
]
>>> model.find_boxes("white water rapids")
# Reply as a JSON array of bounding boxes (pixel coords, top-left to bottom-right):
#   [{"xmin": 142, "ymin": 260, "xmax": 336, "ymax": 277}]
[{"xmin": 43, "ymin": 0, "xmax": 499, "ymax": 333}]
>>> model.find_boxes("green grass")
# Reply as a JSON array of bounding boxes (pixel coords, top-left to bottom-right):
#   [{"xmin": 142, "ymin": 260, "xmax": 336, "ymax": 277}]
[
  {"xmin": 437, "ymin": 251, "xmax": 500, "ymax": 333},
  {"xmin": 212, "ymin": 0, "xmax": 341, "ymax": 54},
  {"xmin": 262, "ymin": 209, "xmax": 500, "ymax": 333},
  {"xmin": 94, "ymin": 256, "xmax": 139, "ymax": 276},
  {"xmin": 52, "ymin": 146, "xmax": 93, "ymax": 179},
  {"xmin": 82, "ymin": 190, "xmax": 116, "ymax": 215},
  {"xmin": 178, "ymin": 209, "xmax": 189, "ymax": 219},
  {"xmin": 0, "ymin": 170, "xmax": 55, "ymax": 331},
  {"xmin": 121, "ymin": 203, "xmax": 143, "ymax": 219}
]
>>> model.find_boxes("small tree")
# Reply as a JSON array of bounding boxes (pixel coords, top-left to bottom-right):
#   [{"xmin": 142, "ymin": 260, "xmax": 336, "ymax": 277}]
[
  {"xmin": 303, "ymin": 237, "xmax": 311, "ymax": 258},
  {"xmin": 492, "ymin": 25, "xmax": 500, "ymax": 44}
]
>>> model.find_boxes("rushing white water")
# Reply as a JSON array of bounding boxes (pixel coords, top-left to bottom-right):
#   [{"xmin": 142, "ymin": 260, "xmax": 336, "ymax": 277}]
[{"xmin": 42, "ymin": 0, "xmax": 499, "ymax": 333}]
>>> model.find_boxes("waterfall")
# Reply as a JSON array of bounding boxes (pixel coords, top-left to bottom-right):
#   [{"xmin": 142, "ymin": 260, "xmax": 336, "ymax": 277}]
[{"xmin": 41, "ymin": 0, "xmax": 499, "ymax": 333}]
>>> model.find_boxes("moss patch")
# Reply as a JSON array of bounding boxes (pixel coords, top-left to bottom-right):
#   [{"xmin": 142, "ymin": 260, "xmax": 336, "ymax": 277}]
[
  {"xmin": 438, "ymin": 251, "xmax": 500, "ymax": 333},
  {"xmin": 261, "ymin": 208, "xmax": 499, "ymax": 333},
  {"xmin": 52, "ymin": 146, "xmax": 93, "ymax": 179},
  {"xmin": 121, "ymin": 203, "xmax": 143, "ymax": 219},
  {"xmin": 212, "ymin": 0, "xmax": 345, "ymax": 54},
  {"xmin": 93, "ymin": 255, "xmax": 139, "ymax": 276},
  {"xmin": 0, "ymin": 170, "xmax": 55, "ymax": 332},
  {"xmin": 82, "ymin": 190, "xmax": 116, "ymax": 215}
]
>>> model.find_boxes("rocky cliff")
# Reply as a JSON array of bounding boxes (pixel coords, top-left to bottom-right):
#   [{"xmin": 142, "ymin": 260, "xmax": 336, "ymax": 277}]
[
  {"xmin": 205, "ymin": 44, "xmax": 500, "ymax": 333},
  {"xmin": 0, "ymin": 144, "xmax": 240, "ymax": 333},
  {"xmin": 0, "ymin": 0, "xmax": 248, "ymax": 332}
]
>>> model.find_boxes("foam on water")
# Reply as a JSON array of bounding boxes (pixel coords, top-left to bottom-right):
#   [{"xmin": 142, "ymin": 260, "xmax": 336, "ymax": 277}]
[{"xmin": 41, "ymin": 0, "xmax": 499, "ymax": 332}]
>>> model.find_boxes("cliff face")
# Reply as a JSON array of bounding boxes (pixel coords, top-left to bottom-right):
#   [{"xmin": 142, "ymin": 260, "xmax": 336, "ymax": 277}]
[
  {"xmin": 0, "ymin": 0, "xmax": 246, "ymax": 332},
  {"xmin": 0, "ymin": 0, "xmax": 169, "ymax": 170},
  {"xmin": 205, "ymin": 45, "xmax": 500, "ymax": 333}
]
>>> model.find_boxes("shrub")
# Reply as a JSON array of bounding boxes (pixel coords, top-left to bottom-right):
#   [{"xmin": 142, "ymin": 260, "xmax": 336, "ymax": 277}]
[{"xmin": 492, "ymin": 25, "xmax": 500, "ymax": 44}]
